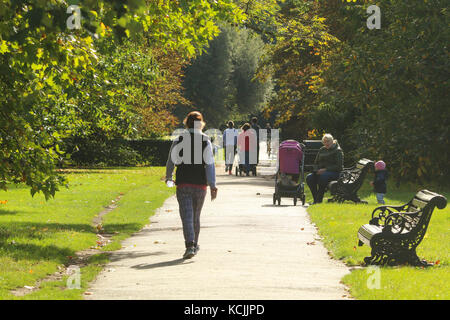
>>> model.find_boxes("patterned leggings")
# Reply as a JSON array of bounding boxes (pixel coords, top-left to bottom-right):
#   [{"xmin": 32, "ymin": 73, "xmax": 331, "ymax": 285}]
[{"xmin": 176, "ymin": 186, "xmax": 207, "ymax": 248}]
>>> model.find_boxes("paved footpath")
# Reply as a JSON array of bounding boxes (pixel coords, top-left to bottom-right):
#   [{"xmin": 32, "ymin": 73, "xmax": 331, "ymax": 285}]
[{"xmin": 86, "ymin": 157, "xmax": 351, "ymax": 300}]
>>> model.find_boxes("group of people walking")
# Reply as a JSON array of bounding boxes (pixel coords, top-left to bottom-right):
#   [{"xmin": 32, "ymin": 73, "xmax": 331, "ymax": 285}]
[
  {"xmin": 223, "ymin": 117, "xmax": 267, "ymax": 176},
  {"xmin": 166, "ymin": 111, "xmax": 388, "ymax": 259}
]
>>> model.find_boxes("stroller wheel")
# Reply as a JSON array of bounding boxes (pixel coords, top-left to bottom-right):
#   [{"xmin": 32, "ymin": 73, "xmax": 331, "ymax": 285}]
[
  {"xmin": 293, "ymin": 197, "xmax": 297, "ymax": 206},
  {"xmin": 273, "ymin": 194, "xmax": 276, "ymax": 205},
  {"xmin": 277, "ymin": 197, "xmax": 281, "ymax": 206},
  {"xmin": 301, "ymin": 195, "xmax": 306, "ymax": 206}
]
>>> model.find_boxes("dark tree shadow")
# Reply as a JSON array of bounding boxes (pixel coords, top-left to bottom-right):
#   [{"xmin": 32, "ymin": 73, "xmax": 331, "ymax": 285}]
[
  {"xmin": 0, "ymin": 221, "xmax": 140, "ymax": 263},
  {"xmin": 0, "ymin": 242, "xmax": 75, "ymax": 264},
  {"xmin": 0, "ymin": 209, "xmax": 20, "ymax": 216}
]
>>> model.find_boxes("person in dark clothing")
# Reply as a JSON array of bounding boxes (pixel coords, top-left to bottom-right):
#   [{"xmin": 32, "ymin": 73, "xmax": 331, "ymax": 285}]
[
  {"xmin": 265, "ymin": 123, "xmax": 272, "ymax": 157},
  {"xmin": 237, "ymin": 123, "xmax": 254, "ymax": 176},
  {"xmin": 250, "ymin": 117, "xmax": 261, "ymax": 164},
  {"xmin": 165, "ymin": 111, "xmax": 218, "ymax": 259},
  {"xmin": 370, "ymin": 160, "xmax": 388, "ymax": 204},
  {"xmin": 306, "ymin": 133, "xmax": 344, "ymax": 204}
]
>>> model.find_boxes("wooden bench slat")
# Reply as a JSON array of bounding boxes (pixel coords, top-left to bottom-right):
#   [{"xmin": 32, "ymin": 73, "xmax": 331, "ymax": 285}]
[{"xmin": 411, "ymin": 198, "xmax": 428, "ymax": 209}]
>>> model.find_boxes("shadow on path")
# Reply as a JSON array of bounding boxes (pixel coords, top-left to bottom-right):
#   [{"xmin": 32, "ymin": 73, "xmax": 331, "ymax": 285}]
[
  {"xmin": 109, "ymin": 251, "xmax": 167, "ymax": 262},
  {"xmin": 131, "ymin": 258, "xmax": 193, "ymax": 270}
]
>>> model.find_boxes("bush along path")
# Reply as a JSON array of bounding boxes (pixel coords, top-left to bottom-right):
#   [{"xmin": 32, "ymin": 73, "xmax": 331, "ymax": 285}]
[{"xmin": 0, "ymin": 167, "xmax": 175, "ymax": 300}]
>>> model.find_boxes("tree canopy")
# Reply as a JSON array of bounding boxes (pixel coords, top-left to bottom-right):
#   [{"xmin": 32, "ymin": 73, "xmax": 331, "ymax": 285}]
[
  {"xmin": 1, "ymin": 0, "xmax": 448, "ymax": 199},
  {"xmin": 0, "ymin": 0, "xmax": 244, "ymax": 198},
  {"xmin": 182, "ymin": 23, "xmax": 273, "ymax": 128}
]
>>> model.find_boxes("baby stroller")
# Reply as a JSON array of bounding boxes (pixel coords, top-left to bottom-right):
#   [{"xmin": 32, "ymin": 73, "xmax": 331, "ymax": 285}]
[{"xmin": 273, "ymin": 140, "xmax": 306, "ymax": 206}]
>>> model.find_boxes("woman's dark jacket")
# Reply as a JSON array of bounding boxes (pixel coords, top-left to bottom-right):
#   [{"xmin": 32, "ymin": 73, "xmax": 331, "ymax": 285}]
[{"xmin": 314, "ymin": 142, "xmax": 344, "ymax": 173}]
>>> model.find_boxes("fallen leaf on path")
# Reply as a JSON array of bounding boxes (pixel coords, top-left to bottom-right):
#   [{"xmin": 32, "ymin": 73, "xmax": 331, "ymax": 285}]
[
  {"xmin": 165, "ymin": 209, "xmax": 173, "ymax": 212},
  {"xmin": 84, "ymin": 292, "xmax": 93, "ymax": 295},
  {"xmin": 307, "ymin": 241, "xmax": 316, "ymax": 246},
  {"xmin": 300, "ymin": 228, "xmax": 304, "ymax": 231}
]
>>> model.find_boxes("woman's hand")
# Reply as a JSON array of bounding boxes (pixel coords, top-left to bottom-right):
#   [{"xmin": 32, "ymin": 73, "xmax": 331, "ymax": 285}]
[{"xmin": 210, "ymin": 187, "xmax": 218, "ymax": 201}]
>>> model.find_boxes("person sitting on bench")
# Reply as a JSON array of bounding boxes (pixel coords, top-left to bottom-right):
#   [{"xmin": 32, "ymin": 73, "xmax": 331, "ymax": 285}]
[{"xmin": 306, "ymin": 133, "xmax": 344, "ymax": 204}]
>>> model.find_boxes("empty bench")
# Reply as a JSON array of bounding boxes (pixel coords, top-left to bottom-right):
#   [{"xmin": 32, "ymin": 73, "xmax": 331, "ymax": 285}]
[
  {"xmin": 327, "ymin": 158, "xmax": 374, "ymax": 204},
  {"xmin": 357, "ymin": 189, "xmax": 447, "ymax": 267}
]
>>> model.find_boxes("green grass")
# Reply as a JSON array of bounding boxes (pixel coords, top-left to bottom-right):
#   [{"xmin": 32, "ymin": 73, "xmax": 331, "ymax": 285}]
[
  {"xmin": 0, "ymin": 167, "xmax": 175, "ymax": 300},
  {"xmin": 307, "ymin": 178, "xmax": 450, "ymax": 300}
]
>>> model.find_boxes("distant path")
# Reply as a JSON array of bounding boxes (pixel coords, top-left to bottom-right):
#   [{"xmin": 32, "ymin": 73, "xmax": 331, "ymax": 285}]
[{"xmin": 86, "ymin": 149, "xmax": 351, "ymax": 299}]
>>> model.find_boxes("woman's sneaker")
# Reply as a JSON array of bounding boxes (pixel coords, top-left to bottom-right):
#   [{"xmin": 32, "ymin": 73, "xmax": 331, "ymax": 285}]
[{"xmin": 183, "ymin": 246, "xmax": 196, "ymax": 259}]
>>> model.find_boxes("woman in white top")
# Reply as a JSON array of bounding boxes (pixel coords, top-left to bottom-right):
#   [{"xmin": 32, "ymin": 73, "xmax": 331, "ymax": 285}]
[{"xmin": 222, "ymin": 121, "xmax": 238, "ymax": 175}]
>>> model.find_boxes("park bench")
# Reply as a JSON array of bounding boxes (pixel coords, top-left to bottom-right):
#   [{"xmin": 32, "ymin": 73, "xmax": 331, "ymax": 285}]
[
  {"xmin": 327, "ymin": 158, "xmax": 374, "ymax": 204},
  {"xmin": 302, "ymin": 140, "xmax": 322, "ymax": 173},
  {"xmin": 357, "ymin": 189, "xmax": 447, "ymax": 267}
]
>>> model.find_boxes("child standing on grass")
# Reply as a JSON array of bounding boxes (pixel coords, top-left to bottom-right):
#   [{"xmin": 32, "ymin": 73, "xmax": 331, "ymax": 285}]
[{"xmin": 370, "ymin": 160, "xmax": 388, "ymax": 204}]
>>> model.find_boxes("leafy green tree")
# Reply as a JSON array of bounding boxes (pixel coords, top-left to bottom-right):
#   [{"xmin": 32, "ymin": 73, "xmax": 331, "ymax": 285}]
[
  {"xmin": 314, "ymin": 0, "xmax": 450, "ymax": 184},
  {"xmin": 182, "ymin": 23, "xmax": 273, "ymax": 128},
  {"xmin": 0, "ymin": 0, "xmax": 244, "ymax": 199},
  {"xmin": 181, "ymin": 24, "xmax": 235, "ymax": 127},
  {"xmin": 256, "ymin": 0, "xmax": 338, "ymax": 139}
]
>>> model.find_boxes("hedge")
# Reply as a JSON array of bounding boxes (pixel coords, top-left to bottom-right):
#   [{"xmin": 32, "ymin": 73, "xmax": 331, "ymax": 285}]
[{"xmin": 62, "ymin": 138, "xmax": 172, "ymax": 167}]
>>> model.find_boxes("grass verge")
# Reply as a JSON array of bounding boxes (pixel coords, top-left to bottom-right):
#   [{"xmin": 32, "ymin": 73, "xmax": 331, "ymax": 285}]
[
  {"xmin": 307, "ymin": 179, "xmax": 449, "ymax": 299},
  {"xmin": 0, "ymin": 167, "xmax": 174, "ymax": 299}
]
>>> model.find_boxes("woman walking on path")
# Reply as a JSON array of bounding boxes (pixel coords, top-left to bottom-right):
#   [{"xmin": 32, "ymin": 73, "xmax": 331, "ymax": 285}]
[
  {"xmin": 306, "ymin": 134, "xmax": 344, "ymax": 204},
  {"xmin": 165, "ymin": 111, "xmax": 218, "ymax": 259},
  {"xmin": 223, "ymin": 120, "xmax": 238, "ymax": 175},
  {"xmin": 237, "ymin": 123, "xmax": 256, "ymax": 176},
  {"xmin": 251, "ymin": 117, "xmax": 261, "ymax": 164}
]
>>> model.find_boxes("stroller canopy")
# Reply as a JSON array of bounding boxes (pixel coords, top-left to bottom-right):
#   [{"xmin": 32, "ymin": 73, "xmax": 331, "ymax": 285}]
[{"xmin": 279, "ymin": 140, "xmax": 303, "ymax": 174}]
